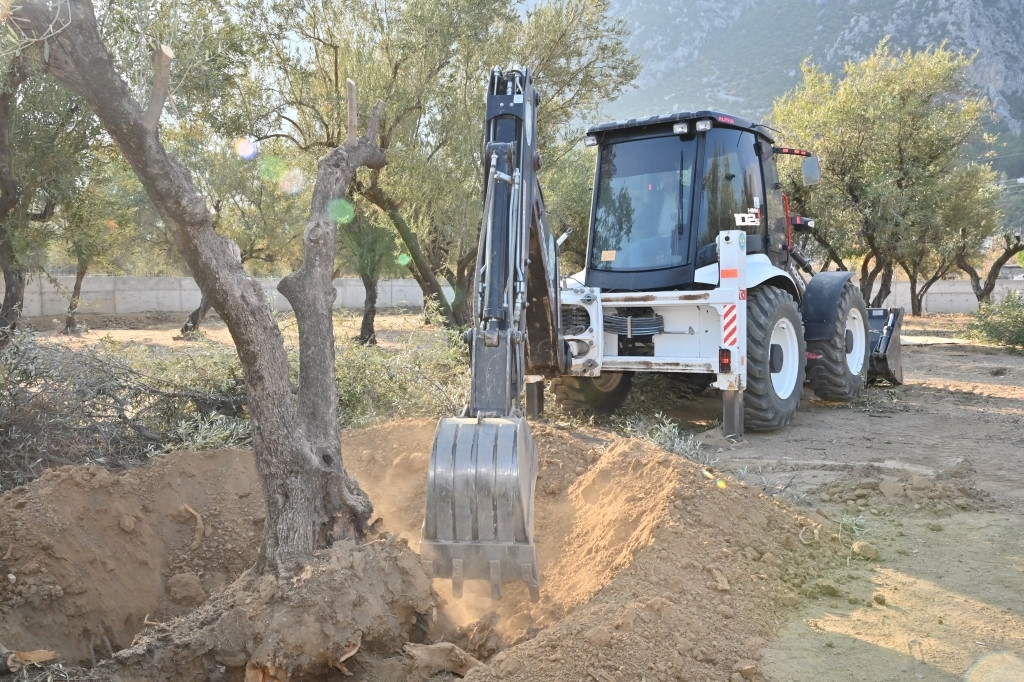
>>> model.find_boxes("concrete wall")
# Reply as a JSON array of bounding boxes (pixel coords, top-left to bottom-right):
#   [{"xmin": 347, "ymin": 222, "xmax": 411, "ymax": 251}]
[
  {"xmin": 3, "ymin": 274, "xmax": 1024, "ymax": 317},
  {"xmin": 4, "ymin": 275, "xmax": 440, "ymax": 317},
  {"xmin": 879, "ymin": 278, "xmax": 1024, "ymax": 313}
]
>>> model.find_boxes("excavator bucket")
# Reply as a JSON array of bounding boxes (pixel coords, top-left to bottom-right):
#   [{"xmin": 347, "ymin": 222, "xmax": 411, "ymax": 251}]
[
  {"xmin": 421, "ymin": 416, "xmax": 541, "ymax": 601},
  {"xmin": 867, "ymin": 307, "xmax": 904, "ymax": 385}
]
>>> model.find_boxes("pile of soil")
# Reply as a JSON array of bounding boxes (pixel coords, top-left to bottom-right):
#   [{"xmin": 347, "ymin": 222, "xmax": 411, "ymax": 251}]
[
  {"xmin": 0, "ymin": 420, "xmax": 849, "ymax": 681},
  {"xmin": 807, "ymin": 461, "xmax": 995, "ymax": 518},
  {"xmin": 0, "ymin": 449, "xmax": 264, "ymax": 664}
]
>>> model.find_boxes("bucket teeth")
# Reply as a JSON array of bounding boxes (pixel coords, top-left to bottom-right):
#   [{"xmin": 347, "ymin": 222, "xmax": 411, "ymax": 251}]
[
  {"xmin": 489, "ymin": 560, "xmax": 501, "ymax": 599},
  {"xmin": 452, "ymin": 559, "xmax": 464, "ymax": 598},
  {"xmin": 867, "ymin": 307, "xmax": 904, "ymax": 385},
  {"xmin": 422, "ymin": 416, "xmax": 540, "ymax": 601}
]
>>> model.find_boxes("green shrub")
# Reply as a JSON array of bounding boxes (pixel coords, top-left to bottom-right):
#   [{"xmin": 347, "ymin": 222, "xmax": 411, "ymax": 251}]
[
  {"xmin": 333, "ymin": 320, "xmax": 468, "ymax": 426},
  {"xmin": 968, "ymin": 291, "xmax": 1024, "ymax": 350}
]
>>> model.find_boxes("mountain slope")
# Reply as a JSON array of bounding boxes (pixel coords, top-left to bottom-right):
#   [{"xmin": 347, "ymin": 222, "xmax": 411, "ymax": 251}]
[{"xmin": 602, "ymin": 0, "xmax": 1024, "ymax": 134}]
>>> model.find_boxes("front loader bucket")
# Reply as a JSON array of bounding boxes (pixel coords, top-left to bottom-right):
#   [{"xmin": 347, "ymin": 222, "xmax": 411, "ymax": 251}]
[
  {"xmin": 421, "ymin": 416, "xmax": 540, "ymax": 601},
  {"xmin": 867, "ymin": 307, "xmax": 904, "ymax": 385}
]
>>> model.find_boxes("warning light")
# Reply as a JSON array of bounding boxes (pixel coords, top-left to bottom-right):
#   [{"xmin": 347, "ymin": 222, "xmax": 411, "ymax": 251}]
[
  {"xmin": 773, "ymin": 147, "xmax": 812, "ymax": 157},
  {"xmin": 719, "ymin": 348, "xmax": 733, "ymax": 374}
]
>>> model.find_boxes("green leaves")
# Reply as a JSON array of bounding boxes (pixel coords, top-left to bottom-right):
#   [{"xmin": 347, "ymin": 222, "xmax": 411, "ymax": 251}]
[{"xmin": 161, "ymin": 125, "xmax": 312, "ymax": 276}]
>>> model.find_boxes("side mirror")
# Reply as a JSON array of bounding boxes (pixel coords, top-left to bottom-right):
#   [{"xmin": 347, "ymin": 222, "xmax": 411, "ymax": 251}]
[
  {"xmin": 791, "ymin": 216, "xmax": 815, "ymax": 233},
  {"xmin": 802, "ymin": 156, "xmax": 821, "ymax": 186}
]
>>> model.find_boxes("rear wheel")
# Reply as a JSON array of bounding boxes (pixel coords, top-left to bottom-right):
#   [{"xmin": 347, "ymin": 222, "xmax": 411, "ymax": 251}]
[
  {"xmin": 551, "ymin": 372, "xmax": 633, "ymax": 414},
  {"xmin": 744, "ymin": 286, "xmax": 806, "ymax": 431},
  {"xmin": 807, "ymin": 281, "xmax": 868, "ymax": 401}
]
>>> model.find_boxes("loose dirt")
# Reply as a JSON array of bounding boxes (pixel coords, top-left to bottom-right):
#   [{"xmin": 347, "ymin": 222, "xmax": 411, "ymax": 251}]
[{"xmin": 1, "ymin": 312, "xmax": 1022, "ymax": 681}]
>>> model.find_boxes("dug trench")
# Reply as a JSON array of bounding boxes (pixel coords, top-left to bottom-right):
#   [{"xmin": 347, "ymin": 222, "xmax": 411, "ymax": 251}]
[
  {"xmin": 1, "ymin": 314, "xmax": 1023, "ymax": 680},
  {"xmin": 0, "ymin": 418, "xmax": 859, "ymax": 681}
]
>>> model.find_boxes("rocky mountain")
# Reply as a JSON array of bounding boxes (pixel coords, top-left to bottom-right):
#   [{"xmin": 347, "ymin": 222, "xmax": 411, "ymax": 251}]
[{"xmin": 601, "ymin": 0, "xmax": 1024, "ymax": 135}]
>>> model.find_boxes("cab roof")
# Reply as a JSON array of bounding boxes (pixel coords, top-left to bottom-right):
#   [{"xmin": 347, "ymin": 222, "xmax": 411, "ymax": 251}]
[{"xmin": 586, "ymin": 110, "xmax": 774, "ymax": 142}]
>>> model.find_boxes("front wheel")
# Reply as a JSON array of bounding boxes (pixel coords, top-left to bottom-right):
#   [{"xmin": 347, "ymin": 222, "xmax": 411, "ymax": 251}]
[
  {"xmin": 551, "ymin": 372, "xmax": 633, "ymax": 415},
  {"xmin": 744, "ymin": 286, "xmax": 806, "ymax": 431},
  {"xmin": 807, "ymin": 281, "xmax": 869, "ymax": 402}
]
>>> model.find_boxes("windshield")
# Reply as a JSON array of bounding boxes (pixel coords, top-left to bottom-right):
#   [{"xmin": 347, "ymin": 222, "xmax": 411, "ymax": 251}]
[{"xmin": 589, "ymin": 136, "xmax": 694, "ymax": 272}]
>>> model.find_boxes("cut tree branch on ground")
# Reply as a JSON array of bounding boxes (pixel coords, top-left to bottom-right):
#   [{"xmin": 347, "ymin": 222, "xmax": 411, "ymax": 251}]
[
  {"xmin": 183, "ymin": 504, "xmax": 205, "ymax": 550},
  {"xmin": 403, "ymin": 642, "xmax": 482, "ymax": 677}
]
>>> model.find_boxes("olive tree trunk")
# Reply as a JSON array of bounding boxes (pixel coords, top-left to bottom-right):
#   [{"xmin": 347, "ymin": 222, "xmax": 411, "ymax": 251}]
[
  {"xmin": 179, "ymin": 296, "xmax": 213, "ymax": 338},
  {"xmin": 357, "ymin": 273, "xmax": 378, "ymax": 344},
  {"xmin": 62, "ymin": 258, "xmax": 88, "ymax": 334},
  {"xmin": 956, "ymin": 231, "xmax": 1024, "ymax": 305},
  {"xmin": 0, "ymin": 234, "xmax": 24, "ymax": 339},
  {"xmin": 0, "ymin": 60, "xmax": 28, "ymax": 344},
  {"xmin": 10, "ymin": 0, "xmax": 386, "ymax": 576}
]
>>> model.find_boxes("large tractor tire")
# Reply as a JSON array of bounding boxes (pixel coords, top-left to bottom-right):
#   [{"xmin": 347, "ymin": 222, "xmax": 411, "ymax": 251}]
[
  {"xmin": 807, "ymin": 281, "xmax": 869, "ymax": 402},
  {"xmin": 551, "ymin": 372, "xmax": 633, "ymax": 415},
  {"xmin": 745, "ymin": 286, "xmax": 806, "ymax": 431}
]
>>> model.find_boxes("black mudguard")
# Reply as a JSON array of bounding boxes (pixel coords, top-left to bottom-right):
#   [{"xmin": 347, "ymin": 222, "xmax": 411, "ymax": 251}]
[{"xmin": 801, "ymin": 271, "xmax": 856, "ymax": 341}]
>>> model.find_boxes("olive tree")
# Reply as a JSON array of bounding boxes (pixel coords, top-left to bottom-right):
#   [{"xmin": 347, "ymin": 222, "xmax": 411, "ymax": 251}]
[
  {"xmin": 772, "ymin": 40, "xmax": 1006, "ymax": 314},
  {"xmin": 8, "ymin": 0, "xmax": 384, "ymax": 574},
  {"xmin": 55, "ymin": 150, "xmax": 146, "ymax": 333}
]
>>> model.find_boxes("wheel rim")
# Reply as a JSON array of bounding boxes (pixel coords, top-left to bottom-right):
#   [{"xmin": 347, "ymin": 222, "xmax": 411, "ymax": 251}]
[
  {"xmin": 592, "ymin": 372, "xmax": 623, "ymax": 392},
  {"xmin": 770, "ymin": 318, "xmax": 801, "ymax": 399},
  {"xmin": 846, "ymin": 307, "xmax": 866, "ymax": 374}
]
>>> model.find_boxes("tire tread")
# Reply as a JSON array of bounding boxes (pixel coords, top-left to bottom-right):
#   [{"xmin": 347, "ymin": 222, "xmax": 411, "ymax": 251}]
[{"xmin": 744, "ymin": 286, "xmax": 806, "ymax": 431}]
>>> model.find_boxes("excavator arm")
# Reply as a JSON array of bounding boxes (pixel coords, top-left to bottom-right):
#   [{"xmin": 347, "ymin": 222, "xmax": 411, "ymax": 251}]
[
  {"xmin": 470, "ymin": 66, "xmax": 564, "ymax": 414},
  {"xmin": 421, "ymin": 67, "xmax": 564, "ymax": 601}
]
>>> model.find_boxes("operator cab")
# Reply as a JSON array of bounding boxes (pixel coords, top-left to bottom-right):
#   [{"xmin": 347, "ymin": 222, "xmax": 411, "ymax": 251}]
[{"xmin": 582, "ymin": 111, "xmax": 810, "ymax": 292}]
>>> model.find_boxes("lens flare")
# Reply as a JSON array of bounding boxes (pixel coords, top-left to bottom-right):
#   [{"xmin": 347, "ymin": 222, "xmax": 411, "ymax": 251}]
[
  {"xmin": 233, "ymin": 138, "xmax": 257, "ymax": 160},
  {"xmin": 278, "ymin": 168, "xmax": 306, "ymax": 195},
  {"xmin": 259, "ymin": 156, "xmax": 286, "ymax": 182},
  {"xmin": 396, "ymin": 253, "xmax": 412, "ymax": 266},
  {"xmin": 327, "ymin": 198, "xmax": 355, "ymax": 224}
]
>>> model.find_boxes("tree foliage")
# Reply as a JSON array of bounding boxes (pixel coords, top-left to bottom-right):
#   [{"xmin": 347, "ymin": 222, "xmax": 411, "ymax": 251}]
[
  {"xmin": 164, "ymin": 125, "xmax": 311, "ymax": 274},
  {"xmin": 771, "ymin": 40, "xmax": 1004, "ymax": 314},
  {"xmin": 968, "ymin": 290, "xmax": 1024, "ymax": 349},
  {"xmin": 1, "ymin": 0, "xmax": 263, "ymax": 338},
  {"xmin": 338, "ymin": 203, "xmax": 400, "ymax": 343},
  {"xmin": 0, "ymin": 61, "xmax": 97, "ymax": 336},
  {"xmin": 259, "ymin": 0, "xmax": 638, "ymax": 326}
]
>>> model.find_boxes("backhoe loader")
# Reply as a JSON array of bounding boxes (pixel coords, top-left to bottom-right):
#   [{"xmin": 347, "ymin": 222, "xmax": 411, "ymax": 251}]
[{"xmin": 421, "ymin": 66, "xmax": 903, "ymax": 601}]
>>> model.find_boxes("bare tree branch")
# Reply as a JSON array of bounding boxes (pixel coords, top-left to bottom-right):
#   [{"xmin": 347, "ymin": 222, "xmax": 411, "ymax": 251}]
[
  {"xmin": 346, "ymin": 79, "xmax": 358, "ymax": 146},
  {"xmin": 142, "ymin": 44, "xmax": 174, "ymax": 132}
]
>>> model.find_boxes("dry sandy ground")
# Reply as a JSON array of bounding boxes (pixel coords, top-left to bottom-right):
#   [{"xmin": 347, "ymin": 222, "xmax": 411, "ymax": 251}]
[{"xmin": 1, "ymin": 312, "xmax": 1022, "ymax": 681}]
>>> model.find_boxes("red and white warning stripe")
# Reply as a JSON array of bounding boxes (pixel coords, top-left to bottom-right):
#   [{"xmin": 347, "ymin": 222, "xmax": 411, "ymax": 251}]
[{"xmin": 723, "ymin": 304, "xmax": 738, "ymax": 347}]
